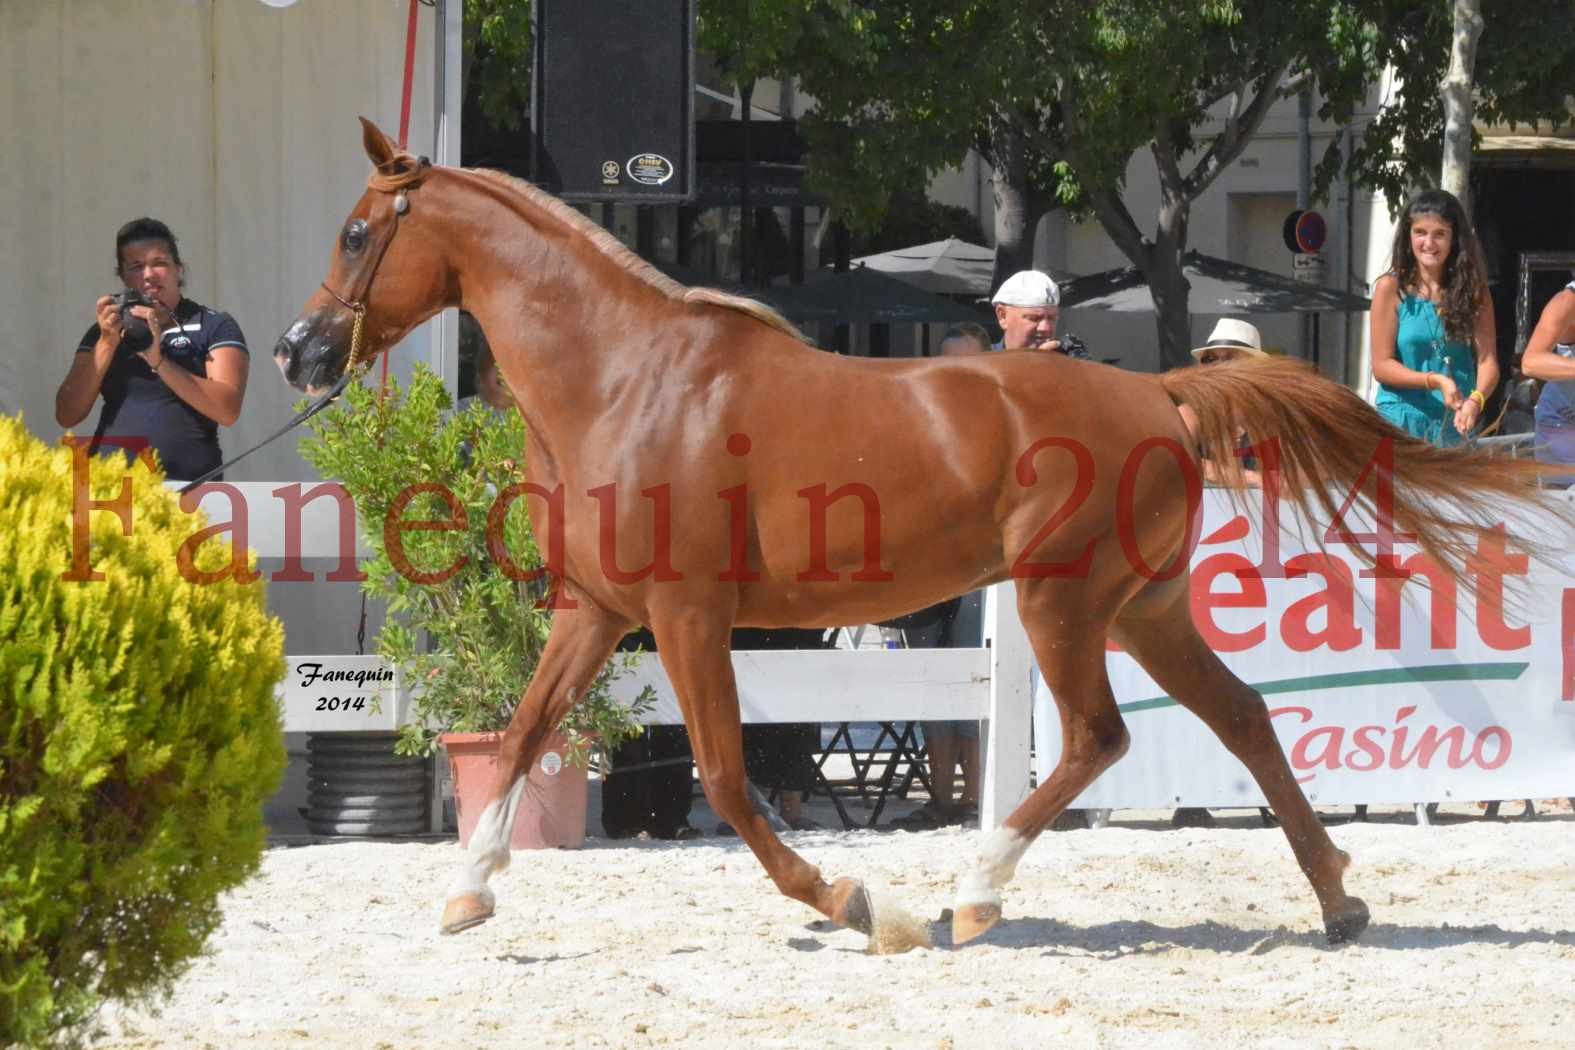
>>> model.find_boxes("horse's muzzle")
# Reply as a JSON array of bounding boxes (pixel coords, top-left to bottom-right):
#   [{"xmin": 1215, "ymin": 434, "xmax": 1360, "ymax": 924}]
[{"xmin": 274, "ymin": 318, "xmax": 340, "ymax": 393}]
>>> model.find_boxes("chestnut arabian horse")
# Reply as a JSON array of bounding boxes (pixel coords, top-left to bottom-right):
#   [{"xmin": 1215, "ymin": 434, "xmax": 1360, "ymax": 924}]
[{"xmin": 275, "ymin": 120, "xmax": 1563, "ymax": 951}]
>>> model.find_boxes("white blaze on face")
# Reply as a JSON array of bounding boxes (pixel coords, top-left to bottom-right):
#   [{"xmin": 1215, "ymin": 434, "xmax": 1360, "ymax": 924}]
[
  {"xmin": 444, "ymin": 775, "xmax": 527, "ymax": 902},
  {"xmin": 955, "ymin": 826, "xmax": 1029, "ymax": 908}
]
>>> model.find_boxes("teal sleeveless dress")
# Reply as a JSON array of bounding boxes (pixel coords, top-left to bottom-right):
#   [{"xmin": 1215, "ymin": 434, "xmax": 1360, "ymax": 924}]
[{"xmin": 1375, "ymin": 293, "xmax": 1476, "ymax": 447}]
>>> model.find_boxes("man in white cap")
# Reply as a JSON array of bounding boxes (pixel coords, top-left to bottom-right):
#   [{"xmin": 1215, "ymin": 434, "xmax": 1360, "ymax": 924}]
[
  {"xmin": 991, "ymin": 270, "xmax": 1067, "ymax": 353},
  {"xmin": 994, "ymin": 271, "xmax": 1103, "ymax": 830}
]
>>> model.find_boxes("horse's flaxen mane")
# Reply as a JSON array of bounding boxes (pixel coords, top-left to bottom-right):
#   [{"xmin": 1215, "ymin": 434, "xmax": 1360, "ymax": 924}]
[{"xmin": 462, "ymin": 166, "xmax": 807, "ymax": 342}]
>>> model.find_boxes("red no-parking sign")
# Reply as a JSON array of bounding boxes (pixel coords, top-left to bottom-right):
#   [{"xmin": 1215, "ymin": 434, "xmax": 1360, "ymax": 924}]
[{"xmin": 1282, "ymin": 208, "xmax": 1328, "ymax": 254}]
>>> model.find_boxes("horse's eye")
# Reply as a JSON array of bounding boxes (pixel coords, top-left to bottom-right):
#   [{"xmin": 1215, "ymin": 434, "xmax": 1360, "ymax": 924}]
[{"xmin": 342, "ymin": 220, "xmax": 368, "ymax": 254}]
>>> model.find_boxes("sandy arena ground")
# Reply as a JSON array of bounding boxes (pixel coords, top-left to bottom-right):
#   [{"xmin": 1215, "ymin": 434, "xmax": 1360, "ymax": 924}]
[{"xmin": 92, "ymin": 808, "xmax": 1575, "ymax": 1050}]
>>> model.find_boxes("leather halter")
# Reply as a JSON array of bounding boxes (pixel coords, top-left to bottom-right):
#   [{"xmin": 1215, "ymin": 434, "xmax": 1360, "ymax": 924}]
[{"xmin": 318, "ymin": 179, "xmax": 416, "ymax": 375}]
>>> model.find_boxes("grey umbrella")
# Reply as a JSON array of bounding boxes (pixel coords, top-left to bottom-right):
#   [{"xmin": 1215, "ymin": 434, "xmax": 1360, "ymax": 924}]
[
  {"xmin": 1060, "ymin": 250, "xmax": 1370, "ymax": 314},
  {"xmin": 851, "ymin": 237, "xmax": 998, "ymax": 296},
  {"xmin": 752, "ymin": 265, "xmax": 990, "ymax": 325},
  {"xmin": 853, "ymin": 237, "xmax": 1078, "ymax": 296}
]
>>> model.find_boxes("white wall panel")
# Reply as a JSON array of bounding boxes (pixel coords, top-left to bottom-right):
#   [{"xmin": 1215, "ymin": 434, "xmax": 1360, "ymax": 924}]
[{"xmin": 3, "ymin": 0, "xmax": 448, "ymax": 481}]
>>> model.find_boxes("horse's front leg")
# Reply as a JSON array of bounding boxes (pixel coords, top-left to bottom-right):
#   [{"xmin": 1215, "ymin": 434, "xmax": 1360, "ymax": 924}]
[
  {"xmin": 440, "ymin": 597, "xmax": 629, "ymax": 934},
  {"xmin": 650, "ymin": 608, "xmax": 928, "ymax": 953}
]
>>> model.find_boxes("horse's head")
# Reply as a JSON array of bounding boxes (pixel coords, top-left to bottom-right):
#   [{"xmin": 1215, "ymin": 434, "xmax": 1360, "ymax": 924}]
[{"xmin": 274, "ymin": 118, "xmax": 449, "ymax": 394}]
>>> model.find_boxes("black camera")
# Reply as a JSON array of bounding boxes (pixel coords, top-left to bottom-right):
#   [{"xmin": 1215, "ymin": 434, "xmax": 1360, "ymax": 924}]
[
  {"xmin": 1059, "ymin": 333, "xmax": 1090, "ymax": 360},
  {"xmin": 110, "ymin": 289, "xmax": 156, "ymax": 353},
  {"xmin": 111, "ymin": 287, "xmax": 154, "ymax": 313}
]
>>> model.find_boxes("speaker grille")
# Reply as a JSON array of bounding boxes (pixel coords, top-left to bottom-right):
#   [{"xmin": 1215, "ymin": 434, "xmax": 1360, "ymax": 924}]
[{"xmin": 533, "ymin": 0, "xmax": 696, "ymax": 202}]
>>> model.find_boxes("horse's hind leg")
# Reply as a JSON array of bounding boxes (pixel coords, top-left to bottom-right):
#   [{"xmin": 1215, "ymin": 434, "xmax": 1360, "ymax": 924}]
[
  {"xmin": 953, "ymin": 581, "xmax": 1130, "ymax": 944},
  {"xmin": 1111, "ymin": 577, "xmax": 1370, "ymax": 944},
  {"xmin": 440, "ymin": 597, "xmax": 629, "ymax": 934},
  {"xmin": 651, "ymin": 609, "xmax": 926, "ymax": 952}
]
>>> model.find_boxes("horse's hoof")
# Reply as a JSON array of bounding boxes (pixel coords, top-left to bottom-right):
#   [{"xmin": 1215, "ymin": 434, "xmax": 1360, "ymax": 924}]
[
  {"xmin": 440, "ymin": 893, "xmax": 495, "ymax": 935},
  {"xmin": 951, "ymin": 902, "xmax": 1002, "ymax": 945},
  {"xmin": 829, "ymin": 877, "xmax": 873, "ymax": 936},
  {"xmin": 1324, "ymin": 897, "xmax": 1370, "ymax": 945},
  {"xmin": 830, "ymin": 877, "xmax": 874, "ymax": 935}
]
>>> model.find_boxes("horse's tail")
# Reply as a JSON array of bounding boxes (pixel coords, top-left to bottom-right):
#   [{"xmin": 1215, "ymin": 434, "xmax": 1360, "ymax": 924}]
[{"xmin": 1159, "ymin": 357, "xmax": 1572, "ymax": 592}]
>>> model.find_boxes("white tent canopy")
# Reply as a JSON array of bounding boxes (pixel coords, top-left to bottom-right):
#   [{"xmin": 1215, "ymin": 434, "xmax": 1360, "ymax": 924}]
[
  {"xmin": 851, "ymin": 238, "xmax": 998, "ymax": 296},
  {"xmin": 853, "ymin": 237, "xmax": 1077, "ymax": 297}
]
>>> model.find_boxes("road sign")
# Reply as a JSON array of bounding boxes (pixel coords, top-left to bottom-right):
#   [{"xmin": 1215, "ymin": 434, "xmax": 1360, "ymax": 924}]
[
  {"xmin": 1293, "ymin": 252, "xmax": 1328, "ymax": 285},
  {"xmin": 1282, "ymin": 209, "xmax": 1328, "ymax": 254}
]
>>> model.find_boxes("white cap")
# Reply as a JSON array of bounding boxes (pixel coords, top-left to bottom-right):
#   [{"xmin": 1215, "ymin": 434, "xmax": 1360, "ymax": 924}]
[
  {"xmin": 1191, "ymin": 318, "xmax": 1267, "ymax": 359},
  {"xmin": 990, "ymin": 270, "xmax": 1060, "ymax": 308}
]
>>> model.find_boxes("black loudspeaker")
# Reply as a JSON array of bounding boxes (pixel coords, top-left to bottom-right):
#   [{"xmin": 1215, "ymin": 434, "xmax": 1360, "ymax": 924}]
[{"xmin": 532, "ymin": 0, "xmax": 696, "ymax": 202}]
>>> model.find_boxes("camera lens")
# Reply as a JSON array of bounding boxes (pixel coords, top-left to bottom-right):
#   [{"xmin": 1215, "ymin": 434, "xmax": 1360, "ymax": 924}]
[{"xmin": 116, "ymin": 293, "xmax": 153, "ymax": 353}]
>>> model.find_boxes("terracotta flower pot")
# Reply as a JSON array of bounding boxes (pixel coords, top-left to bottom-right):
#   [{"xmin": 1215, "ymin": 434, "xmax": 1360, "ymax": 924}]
[{"xmin": 440, "ymin": 731, "xmax": 588, "ymax": 850}]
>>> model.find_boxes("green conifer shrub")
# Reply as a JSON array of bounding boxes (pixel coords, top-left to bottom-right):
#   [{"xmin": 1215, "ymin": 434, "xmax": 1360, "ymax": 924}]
[{"xmin": 0, "ymin": 417, "xmax": 287, "ymax": 1046}]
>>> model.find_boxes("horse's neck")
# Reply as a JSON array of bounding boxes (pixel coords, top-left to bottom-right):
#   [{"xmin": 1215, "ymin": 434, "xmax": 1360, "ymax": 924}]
[
  {"xmin": 470, "ymin": 284, "xmax": 683, "ymax": 424},
  {"xmin": 448, "ymin": 176, "xmax": 683, "ymax": 424}
]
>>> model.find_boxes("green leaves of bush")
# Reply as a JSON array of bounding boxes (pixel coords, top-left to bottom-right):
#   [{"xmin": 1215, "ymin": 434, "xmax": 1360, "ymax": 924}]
[
  {"xmin": 299, "ymin": 366, "xmax": 650, "ymax": 763},
  {"xmin": 0, "ymin": 416, "xmax": 286, "ymax": 1046}
]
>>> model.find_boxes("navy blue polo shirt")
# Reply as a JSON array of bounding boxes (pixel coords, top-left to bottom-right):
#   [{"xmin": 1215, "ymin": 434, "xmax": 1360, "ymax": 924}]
[{"xmin": 75, "ymin": 298, "xmax": 247, "ymax": 481}]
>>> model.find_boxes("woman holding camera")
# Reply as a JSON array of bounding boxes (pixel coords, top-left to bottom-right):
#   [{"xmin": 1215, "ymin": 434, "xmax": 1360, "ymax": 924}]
[{"xmin": 55, "ymin": 217, "xmax": 248, "ymax": 482}]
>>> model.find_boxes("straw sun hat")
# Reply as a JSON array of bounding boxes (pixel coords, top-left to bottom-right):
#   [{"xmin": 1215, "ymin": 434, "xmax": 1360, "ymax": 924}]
[{"xmin": 1190, "ymin": 318, "xmax": 1267, "ymax": 360}]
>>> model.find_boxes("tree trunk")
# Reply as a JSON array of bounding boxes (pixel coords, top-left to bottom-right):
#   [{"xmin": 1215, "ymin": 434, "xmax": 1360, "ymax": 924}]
[
  {"xmin": 989, "ymin": 124, "xmax": 1041, "ymax": 293},
  {"xmin": 1147, "ymin": 261, "xmax": 1193, "ymax": 370},
  {"xmin": 1440, "ymin": 0, "xmax": 1484, "ymax": 210},
  {"xmin": 1062, "ymin": 70, "xmax": 1285, "ymax": 371},
  {"xmin": 1148, "ymin": 192, "xmax": 1193, "ymax": 370}
]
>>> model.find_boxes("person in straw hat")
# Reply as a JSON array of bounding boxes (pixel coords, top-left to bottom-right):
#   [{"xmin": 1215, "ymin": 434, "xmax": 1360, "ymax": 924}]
[
  {"xmin": 1176, "ymin": 318, "xmax": 1271, "ymax": 478},
  {"xmin": 1190, "ymin": 317, "xmax": 1270, "ymax": 366},
  {"xmin": 1177, "ymin": 317, "xmax": 1286, "ymax": 829}
]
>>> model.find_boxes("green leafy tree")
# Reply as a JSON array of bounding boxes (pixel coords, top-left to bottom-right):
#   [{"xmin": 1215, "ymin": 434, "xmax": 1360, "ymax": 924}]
[
  {"xmin": 832, "ymin": 191, "xmax": 987, "ymax": 263},
  {"xmin": 781, "ymin": 3, "xmax": 1070, "ymax": 286},
  {"xmin": 1023, "ymin": 1, "xmax": 1389, "ymax": 368},
  {"xmin": 700, "ymin": 0, "xmax": 827, "ymax": 89},
  {"xmin": 1336, "ymin": 2, "xmax": 1575, "ymax": 214},
  {"xmin": 786, "ymin": 1, "xmax": 1394, "ymax": 368},
  {"xmin": 463, "ymin": 0, "xmax": 533, "ymax": 131},
  {"xmin": 465, "ymin": 2, "xmax": 1575, "ymax": 369}
]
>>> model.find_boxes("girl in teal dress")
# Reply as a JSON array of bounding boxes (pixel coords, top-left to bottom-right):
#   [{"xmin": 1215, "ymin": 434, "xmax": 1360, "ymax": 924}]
[{"xmin": 1370, "ymin": 189, "xmax": 1498, "ymax": 448}]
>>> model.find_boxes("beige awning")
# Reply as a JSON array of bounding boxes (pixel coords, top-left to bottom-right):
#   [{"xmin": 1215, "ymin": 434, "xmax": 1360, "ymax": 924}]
[{"xmin": 1477, "ymin": 134, "xmax": 1575, "ymax": 168}]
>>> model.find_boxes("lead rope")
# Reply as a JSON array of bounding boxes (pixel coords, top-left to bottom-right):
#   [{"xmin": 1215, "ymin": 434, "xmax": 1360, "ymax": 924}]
[
  {"xmin": 351, "ymin": 247, "xmax": 397, "ymax": 656},
  {"xmin": 349, "ymin": 299, "xmax": 381, "ymax": 657}
]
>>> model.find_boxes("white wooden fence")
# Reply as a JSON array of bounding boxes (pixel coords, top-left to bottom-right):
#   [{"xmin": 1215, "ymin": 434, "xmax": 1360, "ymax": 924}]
[{"xmin": 189, "ymin": 482, "xmax": 1036, "ymax": 831}]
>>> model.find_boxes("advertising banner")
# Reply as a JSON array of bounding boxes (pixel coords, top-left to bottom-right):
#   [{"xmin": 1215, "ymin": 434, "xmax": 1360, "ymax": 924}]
[{"xmin": 1036, "ymin": 488, "xmax": 1575, "ymax": 807}]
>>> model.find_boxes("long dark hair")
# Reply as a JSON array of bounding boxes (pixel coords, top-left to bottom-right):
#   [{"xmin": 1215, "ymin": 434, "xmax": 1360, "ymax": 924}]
[{"xmin": 1388, "ymin": 189, "xmax": 1488, "ymax": 343}]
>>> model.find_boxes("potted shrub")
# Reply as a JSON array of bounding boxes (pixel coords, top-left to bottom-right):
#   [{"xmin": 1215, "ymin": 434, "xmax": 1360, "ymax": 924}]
[{"xmin": 300, "ymin": 364, "xmax": 652, "ymax": 848}]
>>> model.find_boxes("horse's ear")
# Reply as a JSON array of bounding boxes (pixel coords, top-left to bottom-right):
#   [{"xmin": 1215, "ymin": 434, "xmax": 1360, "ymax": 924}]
[{"xmin": 360, "ymin": 117, "xmax": 398, "ymax": 170}]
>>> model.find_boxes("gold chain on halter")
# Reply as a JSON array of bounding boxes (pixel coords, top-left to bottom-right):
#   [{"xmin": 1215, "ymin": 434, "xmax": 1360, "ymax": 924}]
[{"xmin": 343, "ymin": 304, "xmax": 369, "ymax": 375}]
